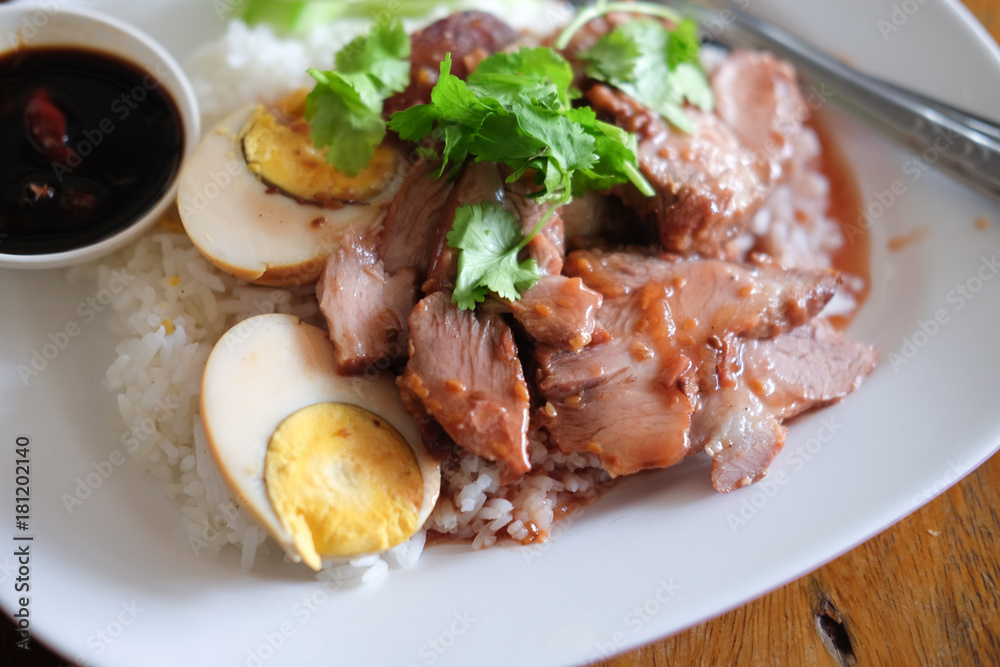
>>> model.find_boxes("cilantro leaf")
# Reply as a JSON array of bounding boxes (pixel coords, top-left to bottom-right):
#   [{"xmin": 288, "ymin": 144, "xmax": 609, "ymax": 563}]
[
  {"xmin": 446, "ymin": 202, "xmax": 539, "ymax": 310},
  {"xmin": 667, "ymin": 18, "xmax": 702, "ymax": 68},
  {"xmin": 389, "ymin": 47, "xmax": 649, "ymax": 203},
  {"xmin": 468, "ymin": 47, "xmax": 577, "ymax": 109},
  {"xmin": 580, "ymin": 18, "xmax": 714, "ymax": 134},
  {"xmin": 304, "ymin": 21, "xmax": 410, "ymax": 176},
  {"xmin": 335, "ymin": 20, "xmax": 410, "ymax": 96},
  {"xmin": 304, "ymin": 69, "xmax": 387, "ymax": 175}
]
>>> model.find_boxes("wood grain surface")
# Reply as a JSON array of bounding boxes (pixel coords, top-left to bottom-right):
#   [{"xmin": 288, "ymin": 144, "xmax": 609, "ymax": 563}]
[{"xmin": 3, "ymin": 3, "xmax": 999, "ymax": 667}]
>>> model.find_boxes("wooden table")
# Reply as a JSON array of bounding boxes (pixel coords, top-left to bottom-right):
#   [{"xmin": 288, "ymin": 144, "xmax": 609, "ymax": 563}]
[
  {"xmin": 3, "ymin": 3, "xmax": 999, "ymax": 667},
  {"xmin": 596, "ymin": 4, "xmax": 1000, "ymax": 666}
]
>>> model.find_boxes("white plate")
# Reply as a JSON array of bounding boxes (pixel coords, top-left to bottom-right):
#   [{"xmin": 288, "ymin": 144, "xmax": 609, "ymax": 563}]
[{"xmin": 2, "ymin": 1, "xmax": 1000, "ymax": 666}]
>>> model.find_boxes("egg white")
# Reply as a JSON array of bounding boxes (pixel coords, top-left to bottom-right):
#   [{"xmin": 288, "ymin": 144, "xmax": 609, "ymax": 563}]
[
  {"xmin": 177, "ymin": 105, "xmax": 402, "ymax": 286},
  {"xmin": 200, "ymin": 313, "xmax": 440, "ymax": 566}
]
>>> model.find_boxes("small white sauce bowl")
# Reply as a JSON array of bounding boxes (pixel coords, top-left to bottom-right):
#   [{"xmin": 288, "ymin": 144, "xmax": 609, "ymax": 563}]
[{"xmin": 0, "ymin": 5, "xmax": 200, "ymax": 269}]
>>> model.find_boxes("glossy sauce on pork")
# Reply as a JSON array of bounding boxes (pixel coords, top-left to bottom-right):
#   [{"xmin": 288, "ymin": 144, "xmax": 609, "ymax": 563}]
[{"xmin": 315, "ymin": 10, "xmax": 876, "ymax": 538}]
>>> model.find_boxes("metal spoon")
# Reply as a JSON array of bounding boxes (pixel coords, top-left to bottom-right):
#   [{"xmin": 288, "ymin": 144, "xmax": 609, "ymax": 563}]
[{"xmin": 571, "ymin": 0, "xmax": 1000, "ymax": 204}]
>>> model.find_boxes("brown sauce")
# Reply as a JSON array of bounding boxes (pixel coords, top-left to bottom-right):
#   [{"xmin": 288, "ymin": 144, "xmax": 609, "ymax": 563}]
[
  {"xmin": 811, "ymin": 116, "xmax": 871, "ymax": 327},
  {"xmin": 0, "ymin": 47, "xmax": 184, "ymax": 255}
]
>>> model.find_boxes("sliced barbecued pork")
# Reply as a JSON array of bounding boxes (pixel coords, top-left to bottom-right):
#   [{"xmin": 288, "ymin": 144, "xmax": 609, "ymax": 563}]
[
  {"xmin": 536, "ymin": 291, "xmax": 696, "ymax": 476},
  {"xmin": 318, "ymin": 159, "xmax": 455, "ymax": 373},
  {"xmin": 385, "ymin": 12, "xmax": 520, "ymax": 115},
  {"xmin": 505, "ymin": 176, "xmax": 566, "ymax": 276},
  {"xmin": 694, "ymin": 320, "xmax": 876, "ymax": 491},
  {"xmin": 425, "ymin": 161, "xmax": 569, "ymax": 293},
  {"xmin": 585, "ymin": 48, "xmax": 808, "ymax": 258},
  {"xmin": 742, "ymin": 318, "xmax": 877, "ymax": 421},
  {"xmin": 398, "ymin": 292, "xmax": 531, "ymax": 480},
  {"xmin": 712, "ymin": 50, "xmax": 806, "ymax": 184},
  {"xmin": 501, "ymin": 176, "xmax": 600, "ymax": 349},
  {"xmin": 587, "ymin": 84, "xmax": 765, "ymax": 259},
  {"xmin": 316, "ymin": 231, "xmax": 416, "ymax": 374},
  {"xmin": 564, "ymin": 250, "xmax": 838, "ymax": 339},
  {"xmin": 424, "ymin": 161, "xmax": 507, "ymax": 294},
  {"xmin": 536, "ymin": 249, "xmax": 870, "ymax": 489},
  {"xmin": 379, "ymin": 158, "xmax": 455, "ymax": 277},
  {"xmin": 509, "ymin": 275, "xmax": 602, "ymax": 350},
  {"xmin": 691, "ymin": 385, "xmax": 786, "ymax": 494}
]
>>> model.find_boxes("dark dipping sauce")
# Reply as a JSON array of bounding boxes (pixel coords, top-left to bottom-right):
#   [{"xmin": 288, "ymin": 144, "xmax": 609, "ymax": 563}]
[{"xmin": 0, "ymin": 47, "xmax": 184, "ymax": 255}]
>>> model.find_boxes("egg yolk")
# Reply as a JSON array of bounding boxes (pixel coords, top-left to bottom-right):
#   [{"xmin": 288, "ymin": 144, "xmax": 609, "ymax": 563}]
[
  {"xmin": 240, "ymin": 107, "xmax": 397, "ymax": 204},
  {"xmin": 264, "ymin": 402, "xmax": 424, "ymax": 570}
]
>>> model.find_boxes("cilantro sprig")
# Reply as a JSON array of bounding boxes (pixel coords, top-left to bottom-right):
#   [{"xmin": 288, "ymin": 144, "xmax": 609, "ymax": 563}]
[
  {"xmin": 557, "ymin": 1, "xmax": 714, "ymax": 134},
  {"xmin": 447, "ymin": 203, "xmax": 540, "ymax": 310},
  {"xmin": 304, "ymin": 20, "xmax": 410, "ymax": 175},
  {"xmin": 389, "ymin": 46, "xmax": 652, "ymax": 309},
  {"xmin": 389, "ymin": 48, "xmax": 652, "ymax": 203}
]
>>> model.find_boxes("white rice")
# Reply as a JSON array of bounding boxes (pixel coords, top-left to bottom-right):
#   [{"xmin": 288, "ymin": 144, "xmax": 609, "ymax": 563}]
[
  {"xmin": 188, "ymin": 1, "xmax": 575, "ymax": 130},
  {"xmin": 70, "ymin": 3, "xmax": 848, "ymax": 582}
]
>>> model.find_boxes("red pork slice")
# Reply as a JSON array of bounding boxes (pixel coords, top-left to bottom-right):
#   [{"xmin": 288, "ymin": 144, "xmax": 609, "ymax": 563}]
[
  {"xmin": 509, "ymin": 275, "xmax": 603, "ymax": 351},
  {"xmin": 587, "ymin": 83, "xmax": 766, "ymax": 258},
  {"xmin": 318, "ymin": 160, "xmax": 456, "ymax": 375},
  {"xmin": 742, "ymin": 319, "xmax": 877, "ymax": 421},
  {"xmin": 398, "ymin": 292, "xmax": 531, "ymax": 479},
  {"xmin": 385, "ymin": 11, "xmax": 520, "ymax": 115},
  {"xmin": 425, "ymin": 162, "xmax": 569, "ymax": 293},
  {"xmin": 424, "ymin": 161, "xmax": 507, "ymax": 294},
  {"xmin": 691, "ymin": 386, "xmax": 787, "ymax": 493},
  {"xmin": 536, "ymin": 293, "xmax": 695, "ymax": 477},
  {"xmin": 317, "ymin": 231, "xmax": 416, "ymax": 374},
  {"xmin": 564, "ymin": 250, "xmax": 838, "ymax": 340},
  {"xmin": 589, "ymin": 48, "xmax": 808, "ymax": 258},
  {"xmin": 506, "ymin": 176, "xmax": 566, "ymax": 276},
  {"xmin": 712, "ymin": 50, "xmax": 806, "ymax": 183},
  {"xmin": 693, "ymin": 320, "xmax": 876, "ymax": 492},
  {"xmin": 537, "ymin": 249, "xmax": 866, "ymax": 489},
  {"xmin": 380, "ymin": 158, "xmax": 455, "ymax": 277}
]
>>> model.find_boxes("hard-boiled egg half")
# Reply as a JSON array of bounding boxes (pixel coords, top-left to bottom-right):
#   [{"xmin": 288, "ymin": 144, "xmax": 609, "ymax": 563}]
[
  {"xmin": 201, "ymin": 313, "xmax": 440, "ymax": 571},
  {"xmin": 177, "ymin": 91, "xmax": 403, "ymax": 286}
]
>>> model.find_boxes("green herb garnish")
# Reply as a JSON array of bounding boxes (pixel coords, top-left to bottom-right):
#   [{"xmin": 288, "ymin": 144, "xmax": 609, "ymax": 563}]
[
  {"xmin": 557, "ymin": 1, "xmax": 714, "ymax": 134},
  {"xmin": 389, "ymin": 47, "xmax": 652, "ymax": 309},
  {"xmin": 304, "ymin": 20, "xmax": 410, "ymax": 175},
  {"xmin": 446, "ymin": 202, "xmax": 540, "ymax": 310}
]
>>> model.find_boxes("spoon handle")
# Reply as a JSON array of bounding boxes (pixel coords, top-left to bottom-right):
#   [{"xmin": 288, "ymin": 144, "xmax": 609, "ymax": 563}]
[{"xmin": 676, "ymin": 0, "xmax": 1000, "ymax": 203}]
